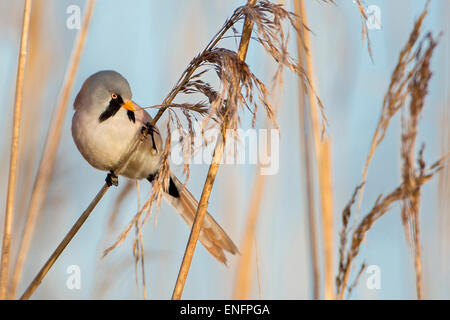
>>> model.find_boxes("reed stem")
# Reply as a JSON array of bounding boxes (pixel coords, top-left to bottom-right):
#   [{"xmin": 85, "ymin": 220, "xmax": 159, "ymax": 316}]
[
  {"xmin": 9, "ymin": 0, "xmax": 96, "ymax": 299},
  {"xmin": 20, "ymin": 123, "xmax": 152, "ymax": 299},
  {"xmin": 171, "ymin": 0, "xmax": 257, "ymax": 300},
  {"xmin": 294, "ymin": 0, "xmax": 322, "ymax": 300},
  {"xmin": 233, "ymin": 171, "xmax": 265, "ymax": 299},
  {"xmin": 0, "ymin": 0, "xmax": 33, "ymax": 300}
]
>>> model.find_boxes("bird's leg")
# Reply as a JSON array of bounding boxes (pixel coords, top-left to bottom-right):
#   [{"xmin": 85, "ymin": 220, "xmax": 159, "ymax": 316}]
[
  {"xmin": 140, "ymin": 122, "xmax": 151, "ymax": 135},
  {"xmin": 141, "ymin": 122, "xmax": 158, "ymax": 153},
  {"xmin": 106, "ymin": 170, "xmax": 119, "ymax": 187}
]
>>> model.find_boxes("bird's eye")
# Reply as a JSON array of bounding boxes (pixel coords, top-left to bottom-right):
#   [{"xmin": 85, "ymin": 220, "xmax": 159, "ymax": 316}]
[{"xmin": 111, "ymin": 93, "xmax": 118, "ymax": 99}]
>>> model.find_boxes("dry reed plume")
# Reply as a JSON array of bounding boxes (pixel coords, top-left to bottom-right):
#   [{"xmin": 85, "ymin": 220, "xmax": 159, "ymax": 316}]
[
  {"xmin": 336, "ymin": 1, "xmax": 443, "ymax": 299},
  {"xmin": 356, "ymin": 1, "xmax": 430, "ymax": 218},
  {"xmin": 354, "ymin": 0, "xmax": 374, "ymax": 61}
]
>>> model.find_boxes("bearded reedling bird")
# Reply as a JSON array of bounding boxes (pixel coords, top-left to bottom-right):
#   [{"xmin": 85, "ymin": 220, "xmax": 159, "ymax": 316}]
[{"xmin": 72, "ymin": 70, "xmax": 238, "ymax": 264}]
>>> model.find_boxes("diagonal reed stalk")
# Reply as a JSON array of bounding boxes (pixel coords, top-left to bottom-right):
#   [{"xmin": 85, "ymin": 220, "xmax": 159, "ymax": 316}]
[
  {"xmin": 20, "ymin": 123, "xmax": 152, "ymax": 300},
  {"xmin": 8, "ymin": 0, "xmax": 96, "ymax": 299},
  {"xmin": 0, "ymin": 0, "xmax": 33, "ymax": 300},
  {"xmin": 171, "ymin": 0, "xmax": 257, "ymax": 300}
]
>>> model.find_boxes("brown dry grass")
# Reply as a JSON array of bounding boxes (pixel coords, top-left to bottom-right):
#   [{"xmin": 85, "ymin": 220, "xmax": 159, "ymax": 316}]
[
  {"xmin": 399, "ymin": 29, "xmax": 440, "ymax": 299},
  {"xmin": 336, "ymin": 155, "xmax": 443, "ymax": 299},
  {"xmin": 336, "ymin": 1, "xmax": 442, "ymax": 299},
  {"xmin": 354, "ymin": 0, "xmax": 374, "ymax": 61},
  {"xmin": 356, "ymin": 1, "xmax": 430, "ymax": 219}
]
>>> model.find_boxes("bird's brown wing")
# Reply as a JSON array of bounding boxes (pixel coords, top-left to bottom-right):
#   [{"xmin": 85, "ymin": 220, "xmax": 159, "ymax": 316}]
[{"xmin": 163, "ymin": 173, "xmax": 239, "ymax": 265}]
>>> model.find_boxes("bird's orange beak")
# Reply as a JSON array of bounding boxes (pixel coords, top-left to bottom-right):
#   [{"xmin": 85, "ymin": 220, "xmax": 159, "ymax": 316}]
[{"xmin": 122, "ymin": 100, "xmax": 135, "ymax": 112}]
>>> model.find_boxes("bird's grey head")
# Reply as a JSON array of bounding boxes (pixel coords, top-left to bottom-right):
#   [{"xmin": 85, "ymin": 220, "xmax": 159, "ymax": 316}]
[{"xmin": 74, "ymin": 70, "xmax": 136, "ymax": 123}]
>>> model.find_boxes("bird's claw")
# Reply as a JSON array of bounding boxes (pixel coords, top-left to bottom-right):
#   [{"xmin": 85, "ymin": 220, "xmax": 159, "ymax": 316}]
[
  {"xmin": 141, "ymin": 122, "xmax": 158, "ymax": 153},
  {"xmin": 141, "ymin": 122, "xmax": 153, "ymax": 136},
  {"xmin": 106, "ymin": 170, "xmax": 119, "ymax": 187}
]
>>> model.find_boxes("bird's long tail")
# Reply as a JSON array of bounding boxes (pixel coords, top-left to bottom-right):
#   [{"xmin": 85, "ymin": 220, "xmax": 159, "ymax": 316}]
[{"xmin": 162, "ymin": 172, "xmax": 239, "ymax": 265}]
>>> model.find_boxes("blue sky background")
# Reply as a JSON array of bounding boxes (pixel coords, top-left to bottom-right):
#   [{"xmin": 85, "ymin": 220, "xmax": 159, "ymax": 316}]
[{"xmin": 0, "ymin": 0, "xmax": 448, "ymax": 299}]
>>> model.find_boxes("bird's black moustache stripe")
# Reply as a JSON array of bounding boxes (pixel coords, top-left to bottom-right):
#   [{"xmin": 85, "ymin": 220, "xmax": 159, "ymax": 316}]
[
  {"xmin": 98, "ymin": 95, "xmax": 135, "ymax": 123},
  {"xmin": 127, "ymin": 110, "xmax": 135, "ymax": 123},
  {"xmin": 99, "ymin": 96, "xmax": 122, "ymax": 122}
]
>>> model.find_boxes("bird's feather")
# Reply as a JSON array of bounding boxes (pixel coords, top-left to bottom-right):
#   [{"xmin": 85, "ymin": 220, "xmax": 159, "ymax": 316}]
[{"xmin": 163, "ymin": 173, "xmax": 239, "ymax": 265}]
